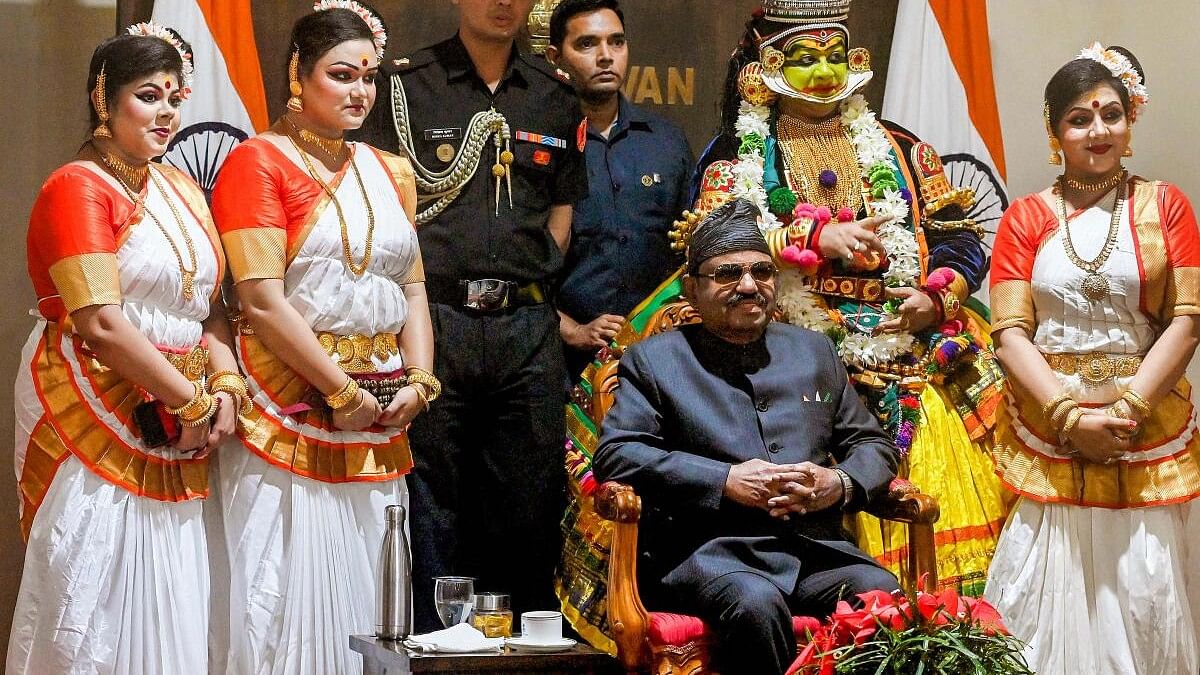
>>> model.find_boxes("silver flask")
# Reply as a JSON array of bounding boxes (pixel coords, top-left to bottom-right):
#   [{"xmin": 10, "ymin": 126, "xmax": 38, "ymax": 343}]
[{"xmin": 375, "ymin": 504, "xmax": 412, "ymax": 640}]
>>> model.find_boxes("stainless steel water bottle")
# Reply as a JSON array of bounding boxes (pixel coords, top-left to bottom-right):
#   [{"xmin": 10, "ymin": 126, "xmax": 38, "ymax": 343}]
[{"xmin": 375, "ymin": 504, "xmax": 412, "ymax": 640}]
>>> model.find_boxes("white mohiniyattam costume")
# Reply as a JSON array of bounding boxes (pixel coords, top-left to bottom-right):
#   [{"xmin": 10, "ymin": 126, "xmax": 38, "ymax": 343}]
[
  {"xmin": 985, "ymin": 178, "xmax": 1200, "ymax": 675},
  {"xmin": 211, "ymin": 135, "xmax": 422, "ymax": 674},
  {"xmin": 9, "ymin": 155, "xmax": 224, "ymax": 674}
]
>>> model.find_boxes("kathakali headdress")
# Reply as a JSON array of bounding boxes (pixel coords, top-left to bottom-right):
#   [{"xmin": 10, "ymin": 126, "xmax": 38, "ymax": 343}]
[{"xmin": 744, "ymin": 0, "xmax": 872, "ymax": 104}]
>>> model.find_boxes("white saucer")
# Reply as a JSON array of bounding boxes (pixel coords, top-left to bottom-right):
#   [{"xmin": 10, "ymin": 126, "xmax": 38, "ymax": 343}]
[{"xmin": 506, "ymin": 636, "xmax": 577, "ymax": 652}]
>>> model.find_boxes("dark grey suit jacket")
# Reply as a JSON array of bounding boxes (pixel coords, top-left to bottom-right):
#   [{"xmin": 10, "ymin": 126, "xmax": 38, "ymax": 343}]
[{"xmin": 592, "ymin": 323, "xmax": 899, "ymax": 600}]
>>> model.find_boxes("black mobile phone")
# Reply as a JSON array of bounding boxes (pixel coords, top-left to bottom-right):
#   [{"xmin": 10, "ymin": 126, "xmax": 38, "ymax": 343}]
[{"xmin": 132, "ymin": 400, "xmax": 180, "ymax": 448}]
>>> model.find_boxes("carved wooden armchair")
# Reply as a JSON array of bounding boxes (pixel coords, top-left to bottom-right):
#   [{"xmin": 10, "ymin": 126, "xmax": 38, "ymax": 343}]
[{"xmin": 587, "ymin": 300, "xmax": 940, "ymax": 674}]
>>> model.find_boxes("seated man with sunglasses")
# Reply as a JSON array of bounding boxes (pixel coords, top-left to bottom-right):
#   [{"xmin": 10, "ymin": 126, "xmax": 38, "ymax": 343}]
[{"xmin": 592, "ymin": 199, "xmax": 901, "ymax": 675}]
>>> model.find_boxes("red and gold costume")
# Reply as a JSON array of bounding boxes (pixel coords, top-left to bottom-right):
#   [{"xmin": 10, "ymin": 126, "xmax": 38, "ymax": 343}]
[
  {"xmin": 211, "ymin": 133, "xmax": 423, "ymax": 675},
  {"xmin": 11, "ymin": 151, "xmax": 223, "ymax": 674},
  {"xmin": 985, "ymin": 177, "xmax": 1200, "ymax": 673}
]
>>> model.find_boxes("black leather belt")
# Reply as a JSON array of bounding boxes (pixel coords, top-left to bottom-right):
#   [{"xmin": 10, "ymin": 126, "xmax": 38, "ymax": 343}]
[{"xmin": 426, "ymin": 277, "xmax": 548, "ymax": 312}]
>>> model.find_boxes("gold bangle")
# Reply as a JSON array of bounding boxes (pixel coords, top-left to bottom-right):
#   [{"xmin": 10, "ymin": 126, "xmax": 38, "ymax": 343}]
[
  {"xmin": 404, "ymin": 367, "xmax": 441, "ymax": 403},
  {"xmin": 1122, "ymin": 389, "xmax": 1152, "ymax": 419},
  {"xmin": 208, "ymin": 371, "xmax": 253, "ymax": 415},
  {"xmin": 336, "ymin": 389, "xmax": 366, "ymax": 416},
  {"xmin": 410, "ymin": 383, "xmax": 429, "ymax": 411},
  {"xmin": 1049, "ymin": 400, "xmax": 1078, "ymax": 430},
  {"xmin": 180, "ymin": 392, "xmax": 218, "ymax": 427},
  {"xmin": 324, "ymin": 377, "xmax": 360, "ymax": 410},
  {"xmin": 1042, "ymin": 392, "xmax": 1073, "ymax": 419},
  {"xmin": 1060, "ymin": 406, "xmax": 1084, "ymax": 437},
  {"xmin": 166, "ymin": 381, "xmax": 206, "ymax": 417}
]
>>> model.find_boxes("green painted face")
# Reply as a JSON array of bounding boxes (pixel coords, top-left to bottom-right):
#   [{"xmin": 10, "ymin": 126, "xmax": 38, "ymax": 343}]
[{"xmin": 781, "ymin": 34, "xmax": 849, "ymax": 100}]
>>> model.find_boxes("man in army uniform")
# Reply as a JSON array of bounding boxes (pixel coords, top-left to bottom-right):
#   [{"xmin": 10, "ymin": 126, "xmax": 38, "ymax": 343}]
[{"xmin": 354, "ymin": 0, "xmax": 588, "ymax": 631}]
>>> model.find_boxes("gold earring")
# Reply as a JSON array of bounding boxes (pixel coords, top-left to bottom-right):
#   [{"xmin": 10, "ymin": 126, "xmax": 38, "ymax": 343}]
[
  {"xmin": 1123, "ymin": 129, "xmax": 1134, "ymax": 157},
  {"xmin": 92, "ymin": 63, "xmax": 112, "ymax": 139},
  {"xmin": 287, "ymin": 49, "xmax": 304, "ymax": 113},
  {"xmin": 1043, "ymin": 102, "xmax": 1061, "ymax": 165}
]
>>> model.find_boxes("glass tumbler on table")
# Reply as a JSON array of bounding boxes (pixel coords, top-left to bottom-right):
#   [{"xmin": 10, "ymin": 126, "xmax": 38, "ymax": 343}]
[{"xmin": 433, "ymin": 576, "xmax": 475, "ymax": 628}]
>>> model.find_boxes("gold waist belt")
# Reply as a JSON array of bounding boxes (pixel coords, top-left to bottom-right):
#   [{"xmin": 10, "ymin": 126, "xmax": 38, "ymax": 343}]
[
  {"xmin": 1043, "ymin": 352, "xmax": 1141, "ymax": 386},
  {"xmin": 162, "ymin": 344, "xmax": 209, "ymax": 382},
  {"xmin": 815, "ymin": 275, "xmax": 887, "ymax": 303},
  {"xmin": 316, "ymin": 331, "xmax": 400, "ymax": 374}
]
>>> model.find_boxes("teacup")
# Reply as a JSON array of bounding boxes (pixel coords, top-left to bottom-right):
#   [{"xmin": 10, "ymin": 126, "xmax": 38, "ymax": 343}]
[{"xmin": 520, "ymin": 610, "xmax": 563, "ymax": 644}]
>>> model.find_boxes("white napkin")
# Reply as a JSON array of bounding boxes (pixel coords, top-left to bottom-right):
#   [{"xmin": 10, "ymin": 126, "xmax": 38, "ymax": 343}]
[{"xmin": 403, "ymin": 623, "xmax": 505, "ymax": 654}]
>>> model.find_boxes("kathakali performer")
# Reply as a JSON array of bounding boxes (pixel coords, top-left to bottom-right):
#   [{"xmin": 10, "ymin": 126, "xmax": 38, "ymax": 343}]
[{"xmin": 687, "ymin": 0, "xmax": 1006, "ymax": 594}]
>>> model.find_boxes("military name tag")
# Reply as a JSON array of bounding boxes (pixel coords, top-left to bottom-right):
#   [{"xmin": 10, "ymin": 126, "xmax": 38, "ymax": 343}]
[{"xmin": 424, "ymin": 127, "xmax": 462, "ymax": 141}]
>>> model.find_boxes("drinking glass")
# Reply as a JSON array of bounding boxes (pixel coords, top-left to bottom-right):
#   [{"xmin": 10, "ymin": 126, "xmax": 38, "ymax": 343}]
[{"xmin": 433, "ymin": 576, "xmax": 475, "ymax": 628}]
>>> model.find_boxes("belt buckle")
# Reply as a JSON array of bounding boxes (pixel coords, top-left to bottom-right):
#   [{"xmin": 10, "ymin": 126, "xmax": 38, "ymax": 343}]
[
  {"xmin": 465, "ymin": 279, "xmax": 510, "ymax": 311},
  {"xmin": 1080, "ymin": 353, "xmax": 1114, "ymax": 386}
]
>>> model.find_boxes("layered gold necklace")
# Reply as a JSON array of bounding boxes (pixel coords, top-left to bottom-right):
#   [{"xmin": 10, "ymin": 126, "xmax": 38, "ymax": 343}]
[
  {"xmin": 775, "ymin": 114, "xmax": 864, "ymax": 214},
  {"xmin": 1063, "ymin": 166, "xmax": 1125, "ymax": 193},
  {"xmin": 1055, "ymin": 171, "xmax": 1126, "ymax": 302},
  {"xmin": 97, "ymin": 149, "xmax": 198, "ymax": 301},
  {"xmin": 282, "ymin": 118, "xmax": 375, "ymax": 276}
]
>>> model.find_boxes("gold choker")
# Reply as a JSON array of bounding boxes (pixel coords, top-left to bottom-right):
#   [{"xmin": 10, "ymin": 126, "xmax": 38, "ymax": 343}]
[
  {"xmin": 1062, "ymin": 168, "xmax": 1125, "ymax": 193},
  {"xmin": 284, "ymin": 117, "xmax": 346, "ymax": 158},
  {"xmin": 96, "ymin": 149, "xmax": 149, "ymax": 193}
]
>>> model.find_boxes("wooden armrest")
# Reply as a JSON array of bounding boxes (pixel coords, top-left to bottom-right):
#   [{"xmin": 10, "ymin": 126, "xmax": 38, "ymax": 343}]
[
  {"xmin": 865, "ymin": 487, "xmax": 940, "ymax": 525},
  {"xmin": 595, "ymin": 481, "xmax": 651, "ymax": 671},
  {"xmin": 595, "ymin": 481, "xmax": 641, "ymax": 523},
  {"xmin": 864, "ymin": 478, "xmax": 941, "ymax": 592}
]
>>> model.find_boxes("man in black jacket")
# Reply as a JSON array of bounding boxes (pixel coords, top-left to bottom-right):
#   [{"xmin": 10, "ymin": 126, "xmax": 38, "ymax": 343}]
[{"xmin": 592, "ymin": 199, "xmax": 900, "ymax": 675}]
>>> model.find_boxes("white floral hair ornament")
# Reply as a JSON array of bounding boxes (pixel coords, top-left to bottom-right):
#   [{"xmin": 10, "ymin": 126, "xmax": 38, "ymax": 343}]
[
  {"xmin": 126, "ymin": 21, "xmax": 194, "ymax": 99},
  {"xmin": 313, "ymin": 0, "xmax": 387, "ymax": 60},
  {"xmin": 1077, "ymin": 41, "xmax": 1149, "ymax": 120}
]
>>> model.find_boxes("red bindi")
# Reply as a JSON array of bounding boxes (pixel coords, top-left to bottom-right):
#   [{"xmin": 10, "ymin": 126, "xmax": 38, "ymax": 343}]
[
  {"xmin": 1091, "ymin": 100, "xmax": 1100, "ymax": 108},
  {"xmin": 165, "ymin": 81, "xmax": 171, "ymax": 90}
]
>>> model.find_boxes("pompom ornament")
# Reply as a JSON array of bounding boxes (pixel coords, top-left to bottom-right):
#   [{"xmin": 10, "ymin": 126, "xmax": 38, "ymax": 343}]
[
  {"xmin": 819, "ymin": 169, "xmax": 838, "ymax": 188},
  {"xmin": 836, "ymin": 207, "xmax": 855, "ymax": 222},
  {"xmin": 780, "ymin": 245, "xmax": 822, "ymax": 275}
]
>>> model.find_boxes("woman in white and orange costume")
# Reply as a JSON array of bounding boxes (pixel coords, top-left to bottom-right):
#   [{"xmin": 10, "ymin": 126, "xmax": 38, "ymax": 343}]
[
  {"xmin": 210, "ymin": 2, "xmax": 433, "ymax": 673},
  {"xmin": 8, "ymin": 25, "xmax": 240, "ymax": 675},
  {"xmin": 986, "ymin": 44, "xmax": 1200, "ymax": 674}
]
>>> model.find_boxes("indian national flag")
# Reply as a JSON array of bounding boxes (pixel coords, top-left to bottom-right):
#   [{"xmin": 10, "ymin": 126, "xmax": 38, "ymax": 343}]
[
  {"xmin": 883, "ymin": 0, "xmax": 1009, "ymax": 294},
  {"xmin": 152, "ymin": 0, "xmax": 269, "ymax": 198}
]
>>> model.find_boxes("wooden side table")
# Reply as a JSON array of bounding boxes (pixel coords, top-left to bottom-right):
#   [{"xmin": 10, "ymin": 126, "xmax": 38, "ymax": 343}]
[{"xmin": 350, "ymin": 635, "xmax": 623, "ymax": 675}]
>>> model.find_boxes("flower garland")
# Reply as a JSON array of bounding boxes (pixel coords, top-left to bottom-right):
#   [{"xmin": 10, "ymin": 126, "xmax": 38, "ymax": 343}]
[
  {"xmin": 734, "ymin": 94, "xmax": 921, "ymax": 368},
  {"xmin": 126, "ymin": 22, "xmax": 194, "ymax": 98},
  {"xmin": 313, "ymin": 0, "xmax": 388, "ymax": 60}
]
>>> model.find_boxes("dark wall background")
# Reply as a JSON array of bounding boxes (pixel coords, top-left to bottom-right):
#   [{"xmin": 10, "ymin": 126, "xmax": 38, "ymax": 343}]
[{"xmin": 117, "ymin": 0, "xmax": 898, "ymax": 153}]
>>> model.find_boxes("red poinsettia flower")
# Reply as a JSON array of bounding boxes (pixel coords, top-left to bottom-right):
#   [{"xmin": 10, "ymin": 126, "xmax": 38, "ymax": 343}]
[
  {"xmin": 794, "ymin": 616, "xmax": 824, "ymax": 644},
  {"xmin": 963, "ymin": 596, "xmax": 1009, "ymax": 636},
  {"xmin": 830, "ymin": 600, "xmax": 878, "ymax": 645}
]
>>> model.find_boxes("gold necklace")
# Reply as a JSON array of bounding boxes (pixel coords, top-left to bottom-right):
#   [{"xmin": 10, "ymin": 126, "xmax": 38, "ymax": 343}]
[
  {"xmin": 96, "ymin": 148, "xmax": 149, "ymax": 193},
  {"xmin": 775, "ymin": 114, "xmax": 864, "ymax": 214},
  {"xmin": 106, "ymin": 164, "xmax": 199, "ymax": 302},
  {"xmin": 283, "ymin": 126, "xmax": 375, "ymax": 277},
  {"xmin": 1055, "ymin": 173, "xmax": 1125, "ymax": 301},
  {"xmin": 1062, "ymin": 167, "xmax": 1125, "ymax": 193},
  {"xmin": 285, "ymin": 116, "xmax": 346, "ymax": 159}
]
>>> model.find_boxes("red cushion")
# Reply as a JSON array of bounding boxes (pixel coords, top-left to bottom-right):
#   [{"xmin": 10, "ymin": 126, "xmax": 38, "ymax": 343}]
[
  {"xmin": 646, "ymin": 612, "xmax": 826, "ymax": 647},
  {"xmin": 647, "ymin": 612, "xmax": 710, "ymax": 645}
]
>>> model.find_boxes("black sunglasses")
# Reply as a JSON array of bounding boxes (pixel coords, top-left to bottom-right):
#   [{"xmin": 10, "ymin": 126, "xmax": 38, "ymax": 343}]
[{"xmin": 695, "ymin": 261, "xmax": 779, "ymax": 285}]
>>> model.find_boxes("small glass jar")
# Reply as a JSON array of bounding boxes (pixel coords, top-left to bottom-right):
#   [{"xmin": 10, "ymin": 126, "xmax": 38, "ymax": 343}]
[{"xmin": 470, "ymin": 593, "xmax": 513, "ymax": 638}]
